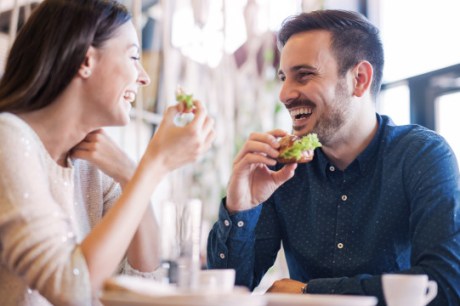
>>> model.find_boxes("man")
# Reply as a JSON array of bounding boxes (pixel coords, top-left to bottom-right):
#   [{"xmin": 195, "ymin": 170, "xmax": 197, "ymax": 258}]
[{"xmin": 207, "ymin": 9, "xmax": 460, "ymax": 306}]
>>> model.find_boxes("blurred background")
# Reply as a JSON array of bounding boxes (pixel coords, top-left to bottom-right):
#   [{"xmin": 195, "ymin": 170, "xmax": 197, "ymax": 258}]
[{"xmin": 1, "ymin": 0, "xmax": 460, "ymax": 290}]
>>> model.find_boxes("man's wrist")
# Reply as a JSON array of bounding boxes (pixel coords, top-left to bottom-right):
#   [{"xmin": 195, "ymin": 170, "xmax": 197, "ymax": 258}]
[
  {"xmin": 223, "ymin": 198, "xmax": 238, "ymax": 215},
  {"xmin": 301, "ymin": 283, "xmax": 308, "ymax": 294}
]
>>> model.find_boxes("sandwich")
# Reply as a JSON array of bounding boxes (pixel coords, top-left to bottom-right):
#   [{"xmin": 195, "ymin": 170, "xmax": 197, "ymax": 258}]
[
  {"xmin": 175, "ymin": 86, "xmax": 195, "ymax": 113},
  {"xmin": 276, "ymin": 133, "xmax": 322, "ymax": 163}
]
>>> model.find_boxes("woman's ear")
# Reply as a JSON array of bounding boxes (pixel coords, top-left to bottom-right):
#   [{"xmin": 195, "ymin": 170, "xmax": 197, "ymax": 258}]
[
  {"xmin": 78, "ymin": 46, "xmax": 96, "ymax": 79},
  {"xmin": 352, "ymin": 61, "xmax": 373, "ymax": 97}
]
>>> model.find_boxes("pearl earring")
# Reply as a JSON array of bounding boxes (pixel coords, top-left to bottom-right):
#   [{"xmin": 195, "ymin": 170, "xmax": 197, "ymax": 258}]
[{"xmin": 82, "ymin": 69, "xmax": 91, "ymax": 77}]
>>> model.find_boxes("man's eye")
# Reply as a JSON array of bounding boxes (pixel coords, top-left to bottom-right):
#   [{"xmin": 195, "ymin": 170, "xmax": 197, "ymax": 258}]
[
  {"xmin": 299, "ymin": 72, "xmax": 312, "ymax": 78},
  {"xmin": 279, "ymin": 75, "xmax": 286, "ymax": 82},
  {"xmin": 131, "ymin": 56, "xmax": 140, "ymax": 61}
]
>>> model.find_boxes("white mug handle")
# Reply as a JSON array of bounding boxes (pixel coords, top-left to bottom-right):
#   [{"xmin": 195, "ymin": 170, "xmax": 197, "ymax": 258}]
[{"xmin": 424, "ymin": 280, "xmax": 438, "ymax": 305}]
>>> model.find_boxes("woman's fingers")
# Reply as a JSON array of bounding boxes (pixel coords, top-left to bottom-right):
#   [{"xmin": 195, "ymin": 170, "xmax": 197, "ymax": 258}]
[
  {"xmin": 202, "ymin": 128, "xmax": 216, "ymax": 153},
  {"xmin": 188, "ymin": 100, "xmax": 207, "ymax": 127},
  {"xmin": 200, "ymin": 116, "xmax": 215, "ymax": 139}
]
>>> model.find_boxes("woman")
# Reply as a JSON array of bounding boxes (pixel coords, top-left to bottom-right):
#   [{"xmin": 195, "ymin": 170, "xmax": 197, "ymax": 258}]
[{"xmin": 0, "ymin": 0, "xmax": 215, "ymax": 305}]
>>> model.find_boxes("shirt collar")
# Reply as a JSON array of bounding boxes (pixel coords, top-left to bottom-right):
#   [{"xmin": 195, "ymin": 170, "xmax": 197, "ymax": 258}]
[
  {"xmin": 316, "ymin": 113, "xmax": 392, "ymax": 176},
  {"xmin": 358, "ymin": 114, "xmax": 395, "ymax": 174},
  {"xmin": 316, "ymin": 147, "xmax": 330, "ymax": 178}
]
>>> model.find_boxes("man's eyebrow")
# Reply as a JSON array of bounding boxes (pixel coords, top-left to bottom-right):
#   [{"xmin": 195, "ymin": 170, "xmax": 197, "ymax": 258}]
[
  {"xmin": 278, "ymin": 64, "xmax": 318, "ymax": 76},
  {"xmin": 291, "ymin": 64, "xmax": 317, "ymax": 72}
]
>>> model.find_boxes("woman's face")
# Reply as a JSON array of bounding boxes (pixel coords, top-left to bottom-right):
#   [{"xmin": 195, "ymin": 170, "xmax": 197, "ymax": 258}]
[{"xmin": 84, "ymin": 21, "xmax": 150, "ymax": 127}]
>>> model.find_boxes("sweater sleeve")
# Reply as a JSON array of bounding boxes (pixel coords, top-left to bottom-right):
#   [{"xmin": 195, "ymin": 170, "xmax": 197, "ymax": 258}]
[{"xmin": 0, "ymin": 117, "xmax": 92, "ymax": 306}]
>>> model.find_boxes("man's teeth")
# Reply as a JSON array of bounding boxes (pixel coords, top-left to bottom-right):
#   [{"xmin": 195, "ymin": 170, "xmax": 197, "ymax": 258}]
[
  {"xmin": 124, "ymin": 92, "xmax": 136, "ymax": 103},
  {"xmin": 290, "ymin": 107, "xmax": 312, "ymax": 118}
]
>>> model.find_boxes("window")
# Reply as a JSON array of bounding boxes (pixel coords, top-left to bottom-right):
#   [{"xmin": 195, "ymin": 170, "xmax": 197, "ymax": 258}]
[
  {"xmin": 375, "ymin": 0, "xmax": 460, "ymax": 160},
  {"xmin": 377, "ymin": 83, "xmax": 410, "ymax": 125},
  {"xmin": 377, "ymin": 0, "xmax": 460, "ymax": 83},
  {"xmin": 435, "ymin": 92, "xmax": 460, "ymax": 159}
]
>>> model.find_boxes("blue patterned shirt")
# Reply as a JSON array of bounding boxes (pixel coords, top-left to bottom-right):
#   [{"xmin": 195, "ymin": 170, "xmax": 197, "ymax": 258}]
[{"xmin": 207, "ymin": 114, "xmax": 460, "ymax": 306}]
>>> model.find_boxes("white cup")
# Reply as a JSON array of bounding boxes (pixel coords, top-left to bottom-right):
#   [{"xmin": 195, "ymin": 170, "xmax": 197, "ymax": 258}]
[
  {"xmin": 198, "ymin": 269, "xmax": 236, "ymax": 294},
  {"xmin": 382, "ymin": 274, "xmax": 437, "ymax": 306}
]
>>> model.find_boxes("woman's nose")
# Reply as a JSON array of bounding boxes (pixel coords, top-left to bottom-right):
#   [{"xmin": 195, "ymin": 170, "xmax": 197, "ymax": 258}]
[{"xmin": 137, "ymin": 64, "xmax": 151, "ymax": 86}]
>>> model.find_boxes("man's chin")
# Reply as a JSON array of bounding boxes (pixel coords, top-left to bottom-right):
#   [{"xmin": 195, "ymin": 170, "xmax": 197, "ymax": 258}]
[{"xmin": 292, "ymin": 125, "xmax": 312, "ymax": 137}]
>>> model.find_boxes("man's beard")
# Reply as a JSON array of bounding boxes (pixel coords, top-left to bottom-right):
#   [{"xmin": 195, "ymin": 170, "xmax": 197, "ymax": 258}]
[{"xmin": 294, "ymin": 79, "xmax": 351, "ymax": 145}]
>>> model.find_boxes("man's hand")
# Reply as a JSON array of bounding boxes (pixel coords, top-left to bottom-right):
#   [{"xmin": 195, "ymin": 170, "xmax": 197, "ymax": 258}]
[
  {"xmin": 226, "ymin": 129, "xmax": 298, "ymax": 213},
  {"xmin": 266, "ymin": 278, "xmax": 306, "ymax": 294}
]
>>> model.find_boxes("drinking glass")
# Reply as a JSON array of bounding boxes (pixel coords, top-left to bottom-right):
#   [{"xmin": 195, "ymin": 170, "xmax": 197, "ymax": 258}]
[{"xmin": 160, "ymin": 199, "xmax": 203, "ymax": 291}]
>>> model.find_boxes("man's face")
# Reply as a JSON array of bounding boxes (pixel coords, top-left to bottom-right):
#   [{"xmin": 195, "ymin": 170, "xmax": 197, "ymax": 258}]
[{"xmin": 278, "ymin": 30, "xmax": 353, "ymax": 145}]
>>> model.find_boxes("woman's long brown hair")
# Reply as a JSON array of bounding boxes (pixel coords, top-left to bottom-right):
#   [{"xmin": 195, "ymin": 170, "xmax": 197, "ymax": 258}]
[{"xmin": 0, "ymin": 0, "xmax": 131, "ymax": 113}]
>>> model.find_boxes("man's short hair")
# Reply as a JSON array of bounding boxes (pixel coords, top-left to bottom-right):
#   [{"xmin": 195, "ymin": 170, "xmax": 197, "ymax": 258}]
[{"xmin": 277, "ymin": 10, "xmax": 384, "ymax": 99}]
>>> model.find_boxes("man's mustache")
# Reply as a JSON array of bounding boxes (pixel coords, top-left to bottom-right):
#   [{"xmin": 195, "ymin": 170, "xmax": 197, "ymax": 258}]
[{"xmin": 285, "ymin": 98, "xmax": 315, "ymax": 110}]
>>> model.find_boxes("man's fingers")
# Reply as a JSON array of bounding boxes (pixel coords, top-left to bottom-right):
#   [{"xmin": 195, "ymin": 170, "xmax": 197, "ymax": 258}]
[
  {"xmin": 266, "ymin": 129, "xmax": 289, "ymax": 138},
  {"xmin": 234, "ymin": 152, "xmax": 277, "ymax": 170},
  {"xmin": 234, "ymin": 140, "xmax": 280, "ymax": 164},
  {"xmin": 248, "ymin": 131, "xmax": 286, "ymax": 148},
  {"xmin": 272, "ymin": 163, "xmax": 297, "ymax": 186},
  {"xmin": 233, "ymin": 130, "xmax": 290, "ymax": 163}
]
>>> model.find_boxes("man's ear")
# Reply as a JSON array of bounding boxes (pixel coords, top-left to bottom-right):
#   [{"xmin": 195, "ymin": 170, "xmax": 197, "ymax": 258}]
[
  {"xmin": 352, "ymin": 61, "xmax": 373, "ymax": 97},
  {"xmin": 78, "ymin": 46, "xmax": 97, "ymax": 79}
]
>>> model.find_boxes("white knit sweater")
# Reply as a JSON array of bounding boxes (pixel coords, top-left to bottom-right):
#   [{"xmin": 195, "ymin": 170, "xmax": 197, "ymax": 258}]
[{"xmin": 0, "ymin": 113, "xmax": 127, "ymax": 305}]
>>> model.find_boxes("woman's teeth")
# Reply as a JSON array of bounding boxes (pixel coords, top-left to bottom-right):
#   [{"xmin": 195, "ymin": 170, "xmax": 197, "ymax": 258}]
[{"xmin": 124, "ymin": 92, "xmax": 136, "ymax": 103}]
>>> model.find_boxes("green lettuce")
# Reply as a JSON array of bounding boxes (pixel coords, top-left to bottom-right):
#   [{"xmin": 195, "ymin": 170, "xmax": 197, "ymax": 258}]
[
  {"xmin": 279, "ymin": 133, "xmax": 322, "ymax": 160},
  {"xmin": 176, "ymin": 92, "xmax": 194, "ymax": 110}
]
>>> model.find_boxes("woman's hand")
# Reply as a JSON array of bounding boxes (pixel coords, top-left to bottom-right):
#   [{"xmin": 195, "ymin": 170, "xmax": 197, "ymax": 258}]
[
  {"xmin": 144, "ymin": 100, "xmax": 215, "ymax": 172},
  {"xmin": 71, "ymin": 129, "xmax": 136, "ymax": 188}
]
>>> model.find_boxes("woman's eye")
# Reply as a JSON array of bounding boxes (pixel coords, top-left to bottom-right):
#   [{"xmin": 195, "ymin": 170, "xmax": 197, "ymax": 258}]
[{"xmin": 131, "ymin": 56, "xmax": 140, "ymax": 61}]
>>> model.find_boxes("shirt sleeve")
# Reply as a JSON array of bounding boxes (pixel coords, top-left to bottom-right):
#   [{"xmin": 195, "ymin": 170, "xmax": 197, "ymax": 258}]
[
  {"xmin": 307, "ymin": 133, "xmax": 460, "ymax": 306},
  {"xmin": 207, "ymin": 197, "xmax": 282, "ymax": 290},
  {"xmin": 0, "ymin": 122, "xmax": 92, "ymax": 305}
]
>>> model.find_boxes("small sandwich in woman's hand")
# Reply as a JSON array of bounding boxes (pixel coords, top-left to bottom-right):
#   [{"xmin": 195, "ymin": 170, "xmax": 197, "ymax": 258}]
[
  {"xmin": 174, "ymin": 86, "xmax": 196, "ymax": 126},
  {"xmin": 276, "ymin": 133, "xmax": 322, "ymax": 163},
  {"xmin": 176, "ymin": 86, "xmax": 195, "ymax": 113}
]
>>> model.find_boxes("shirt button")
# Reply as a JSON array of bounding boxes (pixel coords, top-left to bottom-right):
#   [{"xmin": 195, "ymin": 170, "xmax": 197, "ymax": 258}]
[
  {"xmin": 219, "ymin": 253, "xmax": 226, "ymax": 259},
  {"xmin": 329, "ymin": 165, "xmax": 335, "ymax": 172},
  {"xmin": 223, "ymin": 220, "xmax": 230, "ymax": 227},
  {"xmin": 237, "ymin": 221, "xmax": 244, "ymax": 227},
  {"xmin": 341, "ymin": 195, "xmax": 347, "ymax": 201},
  {"xmin": 337, "ymin": 243, "xmax": 344, "ymax": 249}
]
